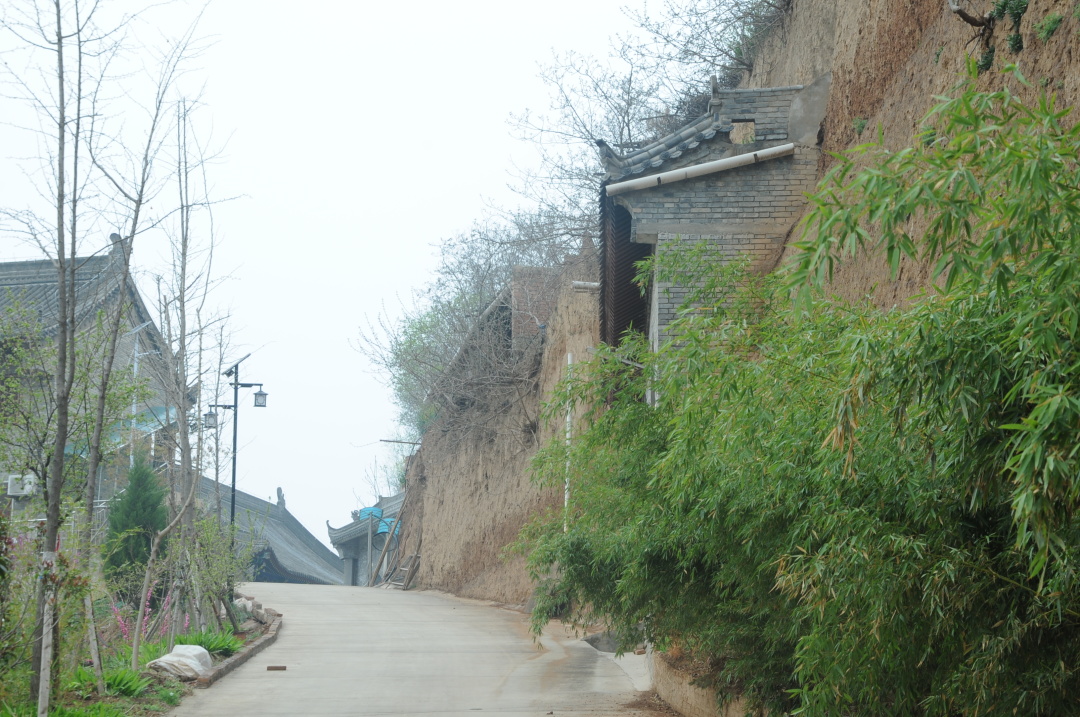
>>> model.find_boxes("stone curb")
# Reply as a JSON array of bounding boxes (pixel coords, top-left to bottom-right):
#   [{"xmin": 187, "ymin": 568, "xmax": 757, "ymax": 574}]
[{"xmin": 194, "ymin": 609, "xmax": 283, "ymax": 689}]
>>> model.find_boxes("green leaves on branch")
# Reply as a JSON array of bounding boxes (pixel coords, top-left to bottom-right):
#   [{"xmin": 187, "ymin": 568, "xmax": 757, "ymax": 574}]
[
  {"xmin": 525, "ymin": 70, "xmax": 1080, "ymax": 714},
  {"xmin": 174, "ymin": 630, "xmax": 243, "ymax": 657},
  {"xmin": 792, "ymin": 65, "xmax": 1080, "ymax": 576},
  {"xmin": 792, "ymin": 64, "xmax": 1080, "ymax": 301},
  {"xmin": 105, "ymin": 459, "xmax": 167, "ymax": 575}
]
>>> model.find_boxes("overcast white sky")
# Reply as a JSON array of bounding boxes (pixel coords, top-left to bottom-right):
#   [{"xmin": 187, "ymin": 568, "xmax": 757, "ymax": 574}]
[{"xmin": 0, "ymin": 1, "xmax": 638, "ymax": 548}]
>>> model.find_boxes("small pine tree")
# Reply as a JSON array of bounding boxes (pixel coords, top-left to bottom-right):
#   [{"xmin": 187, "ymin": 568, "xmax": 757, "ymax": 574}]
[{"xmin": 105, "ymin": 459, "xmax": 167, "ymax": 574}]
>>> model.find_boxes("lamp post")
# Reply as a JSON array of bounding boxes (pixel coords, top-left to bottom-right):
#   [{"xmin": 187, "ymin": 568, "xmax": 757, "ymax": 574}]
[{"xmin": 203, "ymin": 353, "xmax": 267, "ymax": 535}]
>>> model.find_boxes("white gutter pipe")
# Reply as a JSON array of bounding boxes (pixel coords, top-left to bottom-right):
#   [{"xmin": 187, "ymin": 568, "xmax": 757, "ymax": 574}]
[{"xmin": 605, "ymin": 142, "xmax": 796, "ymax": 196}]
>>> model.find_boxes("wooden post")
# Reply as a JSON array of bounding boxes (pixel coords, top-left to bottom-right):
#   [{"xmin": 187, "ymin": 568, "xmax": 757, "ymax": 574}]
[{"xmin": 365, "ymin": 514, "xmax": 373, "ymax": 586}]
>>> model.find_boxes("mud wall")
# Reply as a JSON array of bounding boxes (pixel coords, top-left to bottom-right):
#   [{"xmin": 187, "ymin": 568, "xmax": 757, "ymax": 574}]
[
  {"xmin": 397, "ymin": 253, "xmax": 600, "ymax": 605},
  {"xmin": 394, "ymin": 0, "xmax": 1080, "ymax": 618},
  {"xmin": 754, "ymin": 0, "xmax": 1080, "ymax": 305}
]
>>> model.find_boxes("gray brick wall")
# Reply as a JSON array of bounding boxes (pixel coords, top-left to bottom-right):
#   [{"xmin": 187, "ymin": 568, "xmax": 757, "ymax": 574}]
[
  {"xmin": 617, "ymin": 143, "xmax": 819, "ymax": 343},
  {"xmin": 712, "ymin": 86, "xmax": 803, "ymax": 141},
  {"xmin": 601, "ymin": 82, "xmax": 828, "ymax": 345},
  {"xmin": 616, "ymin": 144, "xmax": 817, "ymax": 244}
]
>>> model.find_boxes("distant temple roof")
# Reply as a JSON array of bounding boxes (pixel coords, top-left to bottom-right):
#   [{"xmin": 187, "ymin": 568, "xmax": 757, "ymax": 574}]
[
  {"xmin": 198, "ymin": 477, "xmax": 343, "ymax": 585},
  {"xmin": 0, "ymin": 241, "xmax": 173, "ymax": 436},
  {"xmin": 327, "ymin": 492, "xmax": 405, "ymax": 546},
  {"xmin": 0, "ymin": 239, "xmax": 158, "ymax": 338}
]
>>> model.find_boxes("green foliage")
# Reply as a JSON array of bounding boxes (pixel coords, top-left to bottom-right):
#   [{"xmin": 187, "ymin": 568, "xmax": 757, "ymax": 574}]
[
  {"xmin": 852, "ymin": 116, "xmax": 868, "ymax": 137},
  {"xmin": 976, "ymin": 46, "xmax": 996, "ymax": 73},
  {"xmin": 174, "ymin": 630, "xmax": 243, "ymax": 657},
  {"xmin": 155, "ymin": 686, "xmax": 181, "ymax": 706},
  {"xmin": 0, "ymin": 515, "xmax": 13, "ymax": 672},
  {"xmin": 183, "ymin": 516, "xmax": 253, "ymax": 614},
  {"xmin": 2, "ymin": 704, "xmax": 128, "ymax": 717},
  {"xmin": 133, "ymin": 641, "xmax": 168, "ymax": 667},
  {"xmin": 933, "ymin": 45, "xmax": 944, "ymax": 63},
  {"xmin": 104, "ymin": 459, "xmax": 166, "ymax": 574},
  {"xmin": 991, "ymin": 0, "xmax": 1028, "ymax": 28},
  {"xmin": 528, "ymin": 69, "xmax": 1080, "ymax": 715},
  {"xmin": 1036, "ymin": 13, "xmax": 1063, "ymax": 40},
  {"xmin": 793, "ymin": 66, "xmax": 1080, "ymax": 570},
  {"xmin": 102, "ymin": 668, "xmax": 151, "ymax": 697},
  {"xmin": 1006, "ymin": 32, "xmax": 1024, "ymax": 52},
  {"xmin": 67, "ymin": 666, "xmax": 151, "ymax": 698}
]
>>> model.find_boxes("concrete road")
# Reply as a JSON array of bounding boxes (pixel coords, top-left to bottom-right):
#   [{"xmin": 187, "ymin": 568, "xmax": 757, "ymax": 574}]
[{"xmin": 169, "ymin": 582, "xmax": 665, "ymax": 717}]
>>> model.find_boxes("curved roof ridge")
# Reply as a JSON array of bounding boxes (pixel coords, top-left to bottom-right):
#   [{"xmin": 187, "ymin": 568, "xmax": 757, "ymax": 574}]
[{"xmin": 596, "ymin": 79, "xmax": 806, "ymax": 181}]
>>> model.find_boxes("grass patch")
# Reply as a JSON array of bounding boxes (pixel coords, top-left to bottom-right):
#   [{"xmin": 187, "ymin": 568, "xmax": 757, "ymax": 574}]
[
  {"xmin": 68, "ymin": 667, "xmax": 151, "ymax": 698},
  {"xmin": 174, "ymin": 630, "xmax": 244, "ymax": 657},
  {"xmin": 991, "ymin": 0, "xmax": 1028, "ymax": 28},
  {"xmin": 1036, "ymin": 13, "xmax": 1063, "ymax": 40},
  {"xmin": 1, "ymin": 704, "xmax": 128, "ymax": 717},
  {"xmin": 154, "ymin": 687, "xmax": 181, "ymax": 707}
]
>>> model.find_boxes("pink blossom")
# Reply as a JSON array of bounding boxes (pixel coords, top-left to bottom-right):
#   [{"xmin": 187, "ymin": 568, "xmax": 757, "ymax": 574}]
[
  {"xmin": 111, "ymin": 605, "xmax": 129, "ymax": 640},
  {"xmin": 141, "ymin": 580, "xmax": 157, "ymax": 637},
  {"xmin": 158, "ymin": 590, "xmax": 173, "ymax": 637}
]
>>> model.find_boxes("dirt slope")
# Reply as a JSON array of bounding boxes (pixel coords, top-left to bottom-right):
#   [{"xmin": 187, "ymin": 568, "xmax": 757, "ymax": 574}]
[
  {"xmin": 397, "ymin": 253, "xmax": 599, "ymax": 605},
  {"xmin": 758, "ymin": 0, "xmax": 1080, "ymax": 304},
  {"xmin": 395, "ymin": 0, "xmax": 1080, "ymax": 609}
]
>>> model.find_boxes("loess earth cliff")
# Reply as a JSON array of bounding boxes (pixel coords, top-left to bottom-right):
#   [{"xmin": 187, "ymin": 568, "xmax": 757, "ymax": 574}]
[
  {"xmin": 757, "ymin": 0, "xmax": 1080, "ymax": 304},
  {"xmin": 396, "ymin": 253, "xmax": 599, "ymax": 605},
  {"xmin": 397, "ymin": 0, "xmax": 1080, "ymax": 606}
]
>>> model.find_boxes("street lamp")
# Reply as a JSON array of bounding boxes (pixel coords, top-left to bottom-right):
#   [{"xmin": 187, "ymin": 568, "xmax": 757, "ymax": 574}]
[{"xmin": 202, "ymin": 353, "xmax": 268, "ymax": 533}]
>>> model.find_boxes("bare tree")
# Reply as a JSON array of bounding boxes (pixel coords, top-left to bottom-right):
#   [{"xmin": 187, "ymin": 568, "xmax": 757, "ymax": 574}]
[
  {"xmin": 129, "ymin": 95, "xmax": 236, "ymax": 665},
  {"xmin": 508, "ymin": 52, "xmax": 681, "ymax": 248},
  {"xmin": 0, "ymin": 0, "xmax": 207, "ymax": 709},
  {"xmin": 360, "ymin": 218, "xmax": 570, "ymax": 441},
  {"xmin": 506, "ymin": 0, "xmax": 794, "ymax": 259},
  {"xmin": 624, "ymin": 0, "xmax": 792, "ymax": 86}
]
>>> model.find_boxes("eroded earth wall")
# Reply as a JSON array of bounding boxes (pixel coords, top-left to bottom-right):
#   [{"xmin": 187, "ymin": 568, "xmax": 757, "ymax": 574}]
[
  {"xmin": 397, "ymin": 254, "xmax": 600, "ymax": 605},
  {"xmin": 754, "ymin": 0, "xmax": 1080, "ymax": 304},
  {"xmin": 395, "ymin": 0, "xmax": 1080, "ymax": 610}
]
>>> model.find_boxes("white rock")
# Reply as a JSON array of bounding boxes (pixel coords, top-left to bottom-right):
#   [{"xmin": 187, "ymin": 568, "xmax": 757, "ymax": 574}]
[{"xmin": 147, "ymin": 644, "xmax": 214, "ymax": 681}]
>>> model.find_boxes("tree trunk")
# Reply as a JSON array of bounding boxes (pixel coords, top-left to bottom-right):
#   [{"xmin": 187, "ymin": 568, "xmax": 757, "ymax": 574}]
[
  {"xmin": 131, "ymin": 473, "xmax": 198, "ymax": 670},
  {"xmin": 36, "ymin": 555, "xmax": 56, "ymax": 717},
  {"xmin": 84, "ymin": 594, "xmax": 105, "ymax": 695}
]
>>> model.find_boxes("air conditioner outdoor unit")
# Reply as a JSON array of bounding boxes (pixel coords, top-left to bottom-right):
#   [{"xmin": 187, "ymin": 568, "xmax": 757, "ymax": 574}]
[{"xmin": 7, "ymin": 474, "xmax": 35, "ymax": 497}]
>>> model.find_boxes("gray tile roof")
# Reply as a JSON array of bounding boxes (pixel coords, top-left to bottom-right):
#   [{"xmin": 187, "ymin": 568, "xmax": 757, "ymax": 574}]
[
  {"xmin": 0, "ymin": 246, "xmax": 173, "ymax": 418},
  {"xmin": 0, "ymin": 246, "xmax": 165, "ymax": 355},
  {"xmin": 597, "ymin": 83, "xmax": 805, "ymax": 181},
  {"xmin": 326, "ymin": 492, "xmax": 404, "ymax": 546},
  {"xmin": 198, "ymin": 477, "xmax": 344, "ymax": 585},
  {"xmin": 1, "ymin": 251, "xmax": 121, "ymax": 328},
  {"xmin": 597, "ymin": 114, "xmax": 731, "ymax": 180}
]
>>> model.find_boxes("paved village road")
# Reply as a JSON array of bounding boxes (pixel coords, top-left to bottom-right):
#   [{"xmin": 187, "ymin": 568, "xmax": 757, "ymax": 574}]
[{"xmin": 168, "ymin": 582, "xmax": 667, "ymax": 717}]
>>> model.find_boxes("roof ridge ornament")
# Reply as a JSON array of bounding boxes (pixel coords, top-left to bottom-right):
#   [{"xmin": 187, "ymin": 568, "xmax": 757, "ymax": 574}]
[
  {"xmin": 595, "ymin": 139, "xmax": 625, "ymax": 176},
  {"xmin": 709, "ymin": 75, "xmax": 724, "ymax": 112}
]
